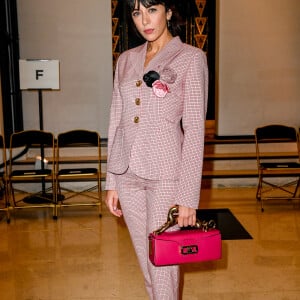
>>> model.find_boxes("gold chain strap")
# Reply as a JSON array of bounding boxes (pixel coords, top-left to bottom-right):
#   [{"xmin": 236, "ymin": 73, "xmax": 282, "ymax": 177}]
[{"xmin": 153, "ymin": 205, "xmax": 216, "ymax": 235}]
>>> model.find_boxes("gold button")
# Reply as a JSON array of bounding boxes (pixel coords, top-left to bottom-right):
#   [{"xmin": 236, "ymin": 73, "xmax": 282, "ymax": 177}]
[
  {"xmin": 134, "ymin": 116, "xmax": 139, "ymax": 123},
  {"xmin": 135, "ymin": 98, "xmax": 141, "ymax": 105},
  {"xmin": 136, "ymin": 80, "xmax": 142, "ymax": 87}
]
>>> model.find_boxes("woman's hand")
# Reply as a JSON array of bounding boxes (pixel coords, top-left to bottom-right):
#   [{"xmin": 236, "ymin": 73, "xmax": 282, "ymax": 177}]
[
  {"xmin": 177, "ymin": 205, "xmax": 196, "ymax": 227},
  {"xmin": 105, "ymin": 190, "xmax": 122, "ymax": 217}
]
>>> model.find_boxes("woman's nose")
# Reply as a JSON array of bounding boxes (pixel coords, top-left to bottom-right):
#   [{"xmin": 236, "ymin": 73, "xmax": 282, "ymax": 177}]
[{"xmin": 142, "ymin": 13, "xmax": 150, "ymax": 26}]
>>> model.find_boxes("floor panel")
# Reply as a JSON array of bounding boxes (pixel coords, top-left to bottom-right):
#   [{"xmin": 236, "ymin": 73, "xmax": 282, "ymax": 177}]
[{"xmin": 0, "ymin": 188, "xmax": 299, "ymax": 300}]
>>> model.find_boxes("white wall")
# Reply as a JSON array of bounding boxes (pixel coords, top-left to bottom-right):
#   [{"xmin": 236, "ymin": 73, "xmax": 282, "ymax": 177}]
[
  {"xmin": 17, "ymin": 0, "xmax": 112, "ymax": 138},
  {"xmin": 14, "ymin": 1, "xmax": 300, "ymax": 138},
  {"xmin": 216, "ymin": 0, "xmax": 300, "ymax": 136}
]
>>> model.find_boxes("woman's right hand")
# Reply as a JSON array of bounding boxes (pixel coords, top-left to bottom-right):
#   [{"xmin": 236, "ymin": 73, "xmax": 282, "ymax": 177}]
[{"xmin": 105, "ymin": 190, "xmax": 123, "ymax": 217}]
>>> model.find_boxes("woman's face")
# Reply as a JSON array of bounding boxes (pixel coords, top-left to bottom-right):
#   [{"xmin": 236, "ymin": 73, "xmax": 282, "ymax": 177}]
[{"xmin": 131, "ymin": 2, "xmax": 172, "ymax": 42}]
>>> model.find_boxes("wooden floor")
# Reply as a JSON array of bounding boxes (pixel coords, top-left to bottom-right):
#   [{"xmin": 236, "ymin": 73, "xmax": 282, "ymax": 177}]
[{"xmin": 0, "ymin": 187, "xmax": 299, "ymax": 300}]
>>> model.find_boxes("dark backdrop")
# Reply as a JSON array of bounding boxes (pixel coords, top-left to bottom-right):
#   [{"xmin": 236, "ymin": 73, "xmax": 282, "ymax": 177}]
[{"xmin": 0, "ymin": 0, "xmax": 23, "ymax": 144}]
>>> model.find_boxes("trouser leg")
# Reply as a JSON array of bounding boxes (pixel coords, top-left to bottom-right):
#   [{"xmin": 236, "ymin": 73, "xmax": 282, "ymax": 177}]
[{"xmin": 116, "ymin": 171, "xmax": 180, "ymax": 300}]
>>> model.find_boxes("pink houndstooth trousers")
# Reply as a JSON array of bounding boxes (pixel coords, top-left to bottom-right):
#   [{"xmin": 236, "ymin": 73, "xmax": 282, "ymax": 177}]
[{"xmin": 115, "ymin": 168, "xmax": 180, "ymax": 300}]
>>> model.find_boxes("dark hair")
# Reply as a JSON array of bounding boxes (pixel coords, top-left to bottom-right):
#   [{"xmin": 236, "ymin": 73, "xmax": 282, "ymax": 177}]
[{"xmin": 126, "ymin": 0, "xmax": 181, "ymax": 37}]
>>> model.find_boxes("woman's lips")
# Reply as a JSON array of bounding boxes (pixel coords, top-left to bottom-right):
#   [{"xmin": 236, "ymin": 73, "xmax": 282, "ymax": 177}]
[{"xmin": 144, "ymin": 29, "xmax": 154, "ymax": 34}]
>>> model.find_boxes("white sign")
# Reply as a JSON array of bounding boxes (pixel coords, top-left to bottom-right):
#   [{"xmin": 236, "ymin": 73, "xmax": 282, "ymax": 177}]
[{"xmin": 19, "ymin": 59, "xmax": 60, "ymax": 90}]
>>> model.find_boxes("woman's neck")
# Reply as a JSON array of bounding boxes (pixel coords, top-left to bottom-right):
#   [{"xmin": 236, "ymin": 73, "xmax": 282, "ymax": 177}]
[
  {"xmin": 144, "ymin": 33, "xmax": 173, "ymax": 68},
  {"xmin": 147, "ymin": 33, "xmax": 173, "ymax": 55}
]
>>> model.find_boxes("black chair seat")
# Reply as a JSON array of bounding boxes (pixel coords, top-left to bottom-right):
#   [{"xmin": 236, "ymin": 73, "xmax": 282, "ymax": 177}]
[
  {"xmin": 261, "ymin": 162, "xmax": 300, "ymax": 169},
  {"xmin": 11, "ymin": 169, "xmax": 52, "ymax": 177},
  {"xmin": 58, "ymin": 168, "xmax": 98, "ymax": 176}
]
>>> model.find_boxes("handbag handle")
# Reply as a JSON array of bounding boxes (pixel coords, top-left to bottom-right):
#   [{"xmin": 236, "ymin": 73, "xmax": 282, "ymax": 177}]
[{"xmin": 153, "ymin": 205, "xmax": 217, "ymax": 235}]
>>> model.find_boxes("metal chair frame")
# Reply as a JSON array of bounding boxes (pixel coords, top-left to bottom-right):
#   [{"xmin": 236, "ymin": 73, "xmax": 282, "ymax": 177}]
[
  {"xmin": 255, "ymin": 125, "xmax": 300, "ymax": 212},
  {"xmin": 55, "ymin": 129, "xmax": 102, "ymax": 217},
  {"xmin": 0, "ymin": 135, "xmax": 10, "ymax": 223},
  {"xmin": 8, "ymin": 130, "xmax": 57, "ymax": 219}
]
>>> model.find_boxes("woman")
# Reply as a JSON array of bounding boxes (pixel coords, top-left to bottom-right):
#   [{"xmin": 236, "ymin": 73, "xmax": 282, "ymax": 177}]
[{"xmin": 105, "ymin": 0, "xmax": 208, "ymax": 299}]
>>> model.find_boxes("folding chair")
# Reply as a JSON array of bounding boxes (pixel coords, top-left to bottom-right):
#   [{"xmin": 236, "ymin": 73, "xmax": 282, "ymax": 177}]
[
  {"xmin": 0, "ymin": 134, "xmax": 10, "ymax": 223},
  {"xmin": 55, "ymin": 129, "xmax": 102, "ymax": 217},
  {"xmin": 255, "ymin": 124, "xmax": 300, "ymax": 211},
  {"xmin": 8, "ymin": 130, "xmax": 57, "ymax": 218}
]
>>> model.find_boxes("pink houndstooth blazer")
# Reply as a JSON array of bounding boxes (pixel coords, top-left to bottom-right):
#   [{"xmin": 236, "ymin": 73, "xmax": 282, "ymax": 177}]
[{"xmin": 106, "ymin": 37, "xmax": 208, "ymax": 208}]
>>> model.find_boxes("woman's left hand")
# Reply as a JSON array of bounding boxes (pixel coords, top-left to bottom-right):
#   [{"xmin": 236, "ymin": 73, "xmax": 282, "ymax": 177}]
[{"xmin": 177, "ymin": 205, "xmax": 197, "ymax": 227}]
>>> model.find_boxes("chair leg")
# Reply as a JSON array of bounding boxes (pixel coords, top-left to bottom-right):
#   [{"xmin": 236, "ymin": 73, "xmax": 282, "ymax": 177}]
[
  {"xmin": 53, "ymin": 185, "xmax": 57, "ymax": 220},
  {"xmin": 292, "ymin": 177, "xmax": 300, "ymax": 198},
  {"xmin": 260, "ymin": 200, "xmax": 264, "ymax": 212},
  {"xmin": 0, "ymin": 199, "xmax": 10, "ymax": 223},
  {"xmin": 6, "ymin": 187, "xmax": 11, "ymax": 223},
  {"xmin": 97, "ymin": 177, "xmax": 102, "ymax": 218},
  {"xmin": 256, "ymin": 175, "xmax": 262, "ymax": 202},
  {"xmin": 257, "ymin": 178, "xmax": 264, "ymax": 212}
]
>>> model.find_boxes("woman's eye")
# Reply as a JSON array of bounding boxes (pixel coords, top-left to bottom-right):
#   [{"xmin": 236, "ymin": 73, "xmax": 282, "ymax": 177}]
[
  {"xmin": 132, "ymin": 11, "xmax": 140, "ymax": 17},
  {"xmin": 148, "ymin": 8, "xmax": 157, "ymax": 13}
]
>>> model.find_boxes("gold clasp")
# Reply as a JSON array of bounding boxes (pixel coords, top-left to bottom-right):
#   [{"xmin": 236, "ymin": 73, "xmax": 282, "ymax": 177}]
[
  {"xmin": 153, "ymin": 206, "xmax": 179, "ymax": 235},
  {"xmin": 152, "ymin": 205, "xmax": 217, "ymax": 235}
]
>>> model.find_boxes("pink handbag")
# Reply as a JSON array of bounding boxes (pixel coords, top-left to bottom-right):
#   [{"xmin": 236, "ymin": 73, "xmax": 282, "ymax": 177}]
[{"xmin": 148, "ymin": 206, "xmax": 222, "ymax": 266}]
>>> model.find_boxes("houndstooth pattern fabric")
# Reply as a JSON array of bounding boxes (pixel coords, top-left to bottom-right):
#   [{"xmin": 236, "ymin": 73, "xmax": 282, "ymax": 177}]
[
  {"xmin": 115, "ymin": 168, "xmax": 180, "ymax": 300},
  {"xmin": 106, "ymin": 36, "xmax": 208, "ymax": 209}
]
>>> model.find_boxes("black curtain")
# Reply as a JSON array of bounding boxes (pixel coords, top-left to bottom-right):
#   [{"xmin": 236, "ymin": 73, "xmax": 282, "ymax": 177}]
[{"xmin": 0, "ymin": 0, "xmax": 23, "ymax": 144}]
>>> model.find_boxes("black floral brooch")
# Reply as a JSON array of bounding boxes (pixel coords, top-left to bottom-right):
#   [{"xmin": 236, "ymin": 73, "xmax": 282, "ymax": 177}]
[{"xmin": 142, "ymin": 67, "xmax": 177, "ymax": 98}]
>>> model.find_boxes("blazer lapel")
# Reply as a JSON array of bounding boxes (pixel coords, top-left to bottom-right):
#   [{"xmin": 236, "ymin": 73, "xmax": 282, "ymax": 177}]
[
  {"xmin": 126, "ymin": 37, "xmax": 184, "ymax": 78},
  {"xmin": 129, "ymin": 42, "xmax": 147, "ymax": 78},
  {"xmin": 145, "ymin": 37, "xmax": 184, "ymax": 72}
]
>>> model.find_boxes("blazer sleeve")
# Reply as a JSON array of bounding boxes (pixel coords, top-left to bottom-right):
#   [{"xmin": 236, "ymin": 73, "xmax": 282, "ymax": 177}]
[
  {"xmin": 175, "ymin": 50, "xmax": 208, "ymax": 208},
  {"xmin": 105, "ymin": 59, "xmax": 123, "ymax": 190}
]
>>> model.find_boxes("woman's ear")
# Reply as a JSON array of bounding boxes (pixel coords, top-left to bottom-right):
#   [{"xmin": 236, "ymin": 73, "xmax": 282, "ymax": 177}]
[{"xmin": 166, "ymin": 9, "xmax": 172, "ymax": 21}]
